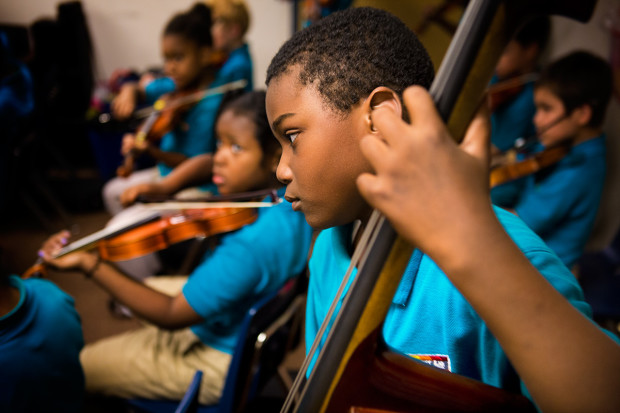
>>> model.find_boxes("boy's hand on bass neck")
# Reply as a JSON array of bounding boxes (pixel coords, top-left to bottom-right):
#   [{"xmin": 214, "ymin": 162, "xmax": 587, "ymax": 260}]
[{"xmin": 357, "ymin": 86, "xmax": 495, "ymax": 264}]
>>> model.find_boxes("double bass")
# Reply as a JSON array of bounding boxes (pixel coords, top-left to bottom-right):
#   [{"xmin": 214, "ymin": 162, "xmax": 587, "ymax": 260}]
[{"xmin": 281, "ymin": 1, "xmax": 597, "ymax": 412}]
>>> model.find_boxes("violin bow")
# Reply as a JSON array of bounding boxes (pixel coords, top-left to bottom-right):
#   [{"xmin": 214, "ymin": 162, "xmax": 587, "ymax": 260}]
[{"xmin": 133, "ymin": 79, "xmax": 248, "ymax": 119}]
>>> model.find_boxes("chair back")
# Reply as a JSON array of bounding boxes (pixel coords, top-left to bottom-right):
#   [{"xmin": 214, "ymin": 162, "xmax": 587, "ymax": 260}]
[{"xmin": 219, "ymin": 274, "xmax": 307, "ymax": 413}]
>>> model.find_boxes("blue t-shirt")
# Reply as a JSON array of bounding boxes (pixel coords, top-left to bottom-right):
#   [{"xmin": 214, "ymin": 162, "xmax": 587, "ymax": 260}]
[
  {"xmin": 216, "ymin": 43, "xmax": 253, "ymax": 92},
  {"xmin": 490, "ymin": 75, "xmax": 536, "ymax": 152},
  {"xmin": 306, "ymin": 207, "xmax": 608, "ymax": 404},
  {"xmin": 183, "ymin": 191, "xmax": 313, "ymax": 354},
  {"xmin": 504, "ymin": 136, "xmax": 606, "ymax": 269},
  {"xmin": 0, "ymin": 276, "xmax": 85, "ymax": 413}
]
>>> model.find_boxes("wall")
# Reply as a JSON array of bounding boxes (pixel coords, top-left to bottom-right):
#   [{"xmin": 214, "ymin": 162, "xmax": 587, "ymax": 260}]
[{"xmin": 0, "ymin": 0, "xmax": 293, "ymax": 88}]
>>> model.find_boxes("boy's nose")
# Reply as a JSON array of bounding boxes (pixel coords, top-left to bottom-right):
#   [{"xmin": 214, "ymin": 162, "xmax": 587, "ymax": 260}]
[
  {"xmin": 213, "ymin": 149, "xmax": 226, "ymax": 166},
  {"xmin": 276, "ymin": 154, "xmax": 292, "ymax": 185}
]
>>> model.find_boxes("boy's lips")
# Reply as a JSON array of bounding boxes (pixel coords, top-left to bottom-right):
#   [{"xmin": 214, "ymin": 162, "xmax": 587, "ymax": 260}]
[
  {"xmin": 212, "ymin": 174, "xmax": 225, "ymax": 185},
  {"xmin": 284, "ymin": 195, "xmax": 301, "ymax": 211}
]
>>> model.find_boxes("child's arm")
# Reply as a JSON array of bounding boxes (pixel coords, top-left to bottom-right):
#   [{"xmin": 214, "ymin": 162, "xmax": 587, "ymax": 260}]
[
  {"xmin": 140, "ymin": 143, "xmax": 190, "ymax": 169},
  {"xmin": 39, "ymin": 231, "xmax": 202, "ymax": 330},
  {"xmin": 111, "ymin": 82, "xmax": 144, "ymax": 120},
  {"xmin": 120, "ymin": 154, "xmax": 213, "ymax": 207},
  {"xmin": 357, "ymin": 86, "xmax": 620, "ymax": 413}
]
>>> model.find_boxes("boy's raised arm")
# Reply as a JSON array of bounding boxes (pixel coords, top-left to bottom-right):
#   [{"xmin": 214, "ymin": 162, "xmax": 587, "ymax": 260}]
[{"xmin": 357, "ymin": 85, "xmax": 620, "ymax": 413}]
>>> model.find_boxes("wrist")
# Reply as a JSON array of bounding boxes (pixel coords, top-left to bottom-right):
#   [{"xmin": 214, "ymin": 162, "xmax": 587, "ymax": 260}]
[{"xmin": 82, "ymin": 254, "xmax": 103, "ymax": 279}]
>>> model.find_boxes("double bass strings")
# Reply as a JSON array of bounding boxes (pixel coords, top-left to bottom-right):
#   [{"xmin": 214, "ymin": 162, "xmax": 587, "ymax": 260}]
[{"xmin": 281, "ymin": 209, "xmax": 384, "ymax": 411}]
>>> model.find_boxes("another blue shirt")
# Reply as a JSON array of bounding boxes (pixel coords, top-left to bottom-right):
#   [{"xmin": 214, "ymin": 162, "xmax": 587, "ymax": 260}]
[
  {"xmin": 183, "ymin": 190, "xmax": 312, "ymax": 354},
  {"xmin": 0, "ymin": 276, "xmax": 85, "ymax": 413},
  {"xmin": 306, "ymin": 207, "xmax": 600, "ymax": 403},
  {"xmin": 490, "ymin": 75, "xmax": 536, "ymax": 152},
  {"xmin": 216, "ymin": 43, "xmax": 253, "ymax": 92},
  {"xmin": 507, "ymin": 136, "xmax": 606, "ymax": 268}
]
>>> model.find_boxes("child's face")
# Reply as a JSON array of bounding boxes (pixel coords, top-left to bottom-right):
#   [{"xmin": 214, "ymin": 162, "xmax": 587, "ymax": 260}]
[
  {"xmin": 495, "ymin": 40, "xmax": 532, "ymax": 80},
  {"xmin": 533, "ymin": 86, "xmax": 578, "ymax": 147},
  {"xmin": 161, "ymin": 34, "xmax": 209, "ymax": 90},
  {"xmin": 213, "ymin": 110, "xmax": 277, "ymax": 195},
  {"xmin": 211, "ymin": 17, "xmax": 239, "ymax": 52},
  {"xmin": 266, "ymin": 68, "xmax": 374, "ymax": 230}
]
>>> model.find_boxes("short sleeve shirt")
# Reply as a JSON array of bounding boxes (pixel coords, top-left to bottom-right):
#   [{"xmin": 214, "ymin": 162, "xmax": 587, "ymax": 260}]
[
  {"xmin": 0, "ymin": 276, "xmax": 85, "ymax": 412},
  {"xmin": 183, "ymin": 191, "xmax": 313, "ymax": 354},
  {"xmin": 490, "ymin": 75, "xmax": 536, "ymax": 152},
  {"xmin": 306, "ymin": 207, "xmax": 604, "ymax": 403},
  {"xmin": 513, "ymin": 136, "xmax": 606, "ymax": 268}
]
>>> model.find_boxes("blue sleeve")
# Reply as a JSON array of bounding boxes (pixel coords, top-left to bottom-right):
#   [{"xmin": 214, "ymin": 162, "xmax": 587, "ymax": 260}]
[
  {"xmin": 514, "ymin": 170, "xmax": 578, "ymax": 235},
  {"xmin": 490, "ymin": 83, "xmax": 536, "ymax": 152},
  {"xmin": 215, "ymin": 45, "xmax": 253, "ymax": 91},
  {"xmin": 514, "ymin": 152, "xmax": 604, "ymax": 237},
  {"xmin": 183, "ymin": 203, "xmax": 312, "ymax": 322},
  {"xmin": 185, "ymin": 235, "xmax": 264, "ymax": 317},
  {"xmin": 144, "ymin": 77, "xmax": 176, "ymax": 104}
]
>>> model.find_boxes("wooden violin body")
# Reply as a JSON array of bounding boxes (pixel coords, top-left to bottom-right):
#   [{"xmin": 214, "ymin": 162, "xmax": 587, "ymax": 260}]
[
  {"xmin": 490, "ymin": 143, "xmax": 570, "ymax": 187},
  {"xmin": 98, "ymin": 207, "xmax": 257, "ymax": 261},
  {"xmin": 22, "ymin": 188, "xmax": 272, "ymax": 278}
]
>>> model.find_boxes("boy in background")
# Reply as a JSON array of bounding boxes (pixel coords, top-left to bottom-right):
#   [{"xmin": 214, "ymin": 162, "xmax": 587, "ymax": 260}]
[
  {"xmin": 208, "ymin": 0, "xmax": 254, "ymax": 91},
  {"xmin": 493, "ymin": 50, "xmax": 612, "ymax": 270}
]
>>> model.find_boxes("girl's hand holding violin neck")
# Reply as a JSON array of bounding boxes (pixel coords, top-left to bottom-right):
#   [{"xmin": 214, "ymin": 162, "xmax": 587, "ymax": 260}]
[
  {"xmin": 121, "ymin": 133, "xmax": 148, "ymax": 156},
  {"xmin": 357, "ymin": 86, "xmax": 494, "ymax": 260},
  {"xmin": 39, "ymin": 230, "xmax": 94, "ymax": 273}
]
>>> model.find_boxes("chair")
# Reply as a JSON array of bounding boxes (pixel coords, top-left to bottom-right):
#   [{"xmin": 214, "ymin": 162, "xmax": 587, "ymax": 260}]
[
  {"xmin": 126, "ymin": 274, "xmax": 307, "ymax": 413},
  {"xmin": 174, "ymin": 371, "xmax": 203, "ymax": 413}
]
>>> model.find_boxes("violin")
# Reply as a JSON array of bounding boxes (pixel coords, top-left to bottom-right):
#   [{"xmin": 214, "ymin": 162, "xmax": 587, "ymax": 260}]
[
  {"xmin": 490, "ymin": 143, "xmax": 570, "ymax": 187},
  {"xmin": 487, "ymin": 72, "xmax": 539, "ymax": 112},
  {"xmin": 22, "ymin": 188, "xmax": 278, "ymax": 278},
  {"xmin": 116, "ymin": 79, "xmax": 248, "ymax": 178},
  {"xmin": 280, "ymin": 1, "xmax": 596, "ymax": 412}
]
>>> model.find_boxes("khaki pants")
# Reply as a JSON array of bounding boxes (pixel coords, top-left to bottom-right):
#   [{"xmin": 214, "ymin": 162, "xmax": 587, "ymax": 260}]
[{"xmin": 81, "ymin": 276, "xmax": 231, "ymax": 405}]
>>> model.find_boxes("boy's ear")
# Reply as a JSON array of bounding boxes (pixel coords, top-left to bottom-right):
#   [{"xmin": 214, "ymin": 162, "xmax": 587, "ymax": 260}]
[
  {"xmin": 571, "ymin": 103, "xmax": 593, "ymax": 126},
  {"xmin": 364, "ymin": 87, "xmax": 402, "ymax": 133}
]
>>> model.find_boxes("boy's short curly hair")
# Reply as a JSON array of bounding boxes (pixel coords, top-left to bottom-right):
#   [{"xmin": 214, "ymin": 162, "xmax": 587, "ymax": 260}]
[
  {"xmin": 266, "ymin": 7, "xmax": 434, "ymax": 116},
  {"xmin": 536, "ymin": 50, "xmax": 612, "ymax": 128}
]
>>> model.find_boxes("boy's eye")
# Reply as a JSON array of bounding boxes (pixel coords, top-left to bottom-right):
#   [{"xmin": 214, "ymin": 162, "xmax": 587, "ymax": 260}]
[
  {"xmin": 231, "ymin": 144, "xmax": 242, "ymax": 153},
  {"xmin": 285, "ymin": 131, "xmax": 299, "ymax": 144},
  {"xmin": 215, "ymin": 140, "xmax": 222, "ymax": 148}
]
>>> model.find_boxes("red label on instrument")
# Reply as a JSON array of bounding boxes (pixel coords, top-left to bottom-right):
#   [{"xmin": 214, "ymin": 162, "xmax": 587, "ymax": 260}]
[{"xmin": 408, "ymin": 354, "xmax": 451, "ymax": 371}]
